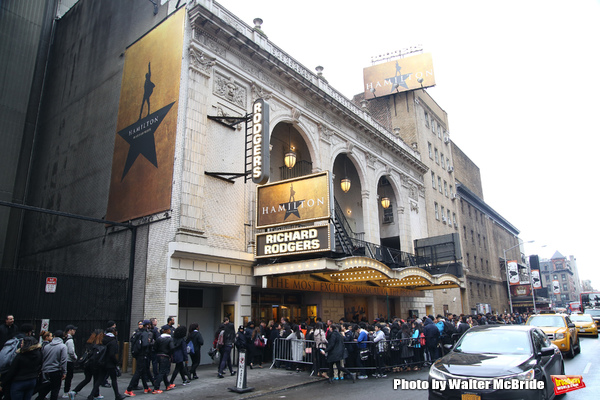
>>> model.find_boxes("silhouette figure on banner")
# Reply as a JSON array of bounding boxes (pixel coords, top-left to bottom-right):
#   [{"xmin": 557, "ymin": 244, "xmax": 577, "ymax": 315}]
[{"xmin": 139, "ymin": 62, "xmax": 156, "ymax": 120}]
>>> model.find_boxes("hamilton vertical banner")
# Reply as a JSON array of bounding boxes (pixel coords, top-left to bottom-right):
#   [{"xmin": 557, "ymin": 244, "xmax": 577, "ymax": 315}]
[{"xmin": 106, "ymin": 8, "xmax": 185, "ymax": 222}]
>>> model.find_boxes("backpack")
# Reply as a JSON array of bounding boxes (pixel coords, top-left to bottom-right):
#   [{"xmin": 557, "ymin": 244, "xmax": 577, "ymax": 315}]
[
  {"xmin": 78, "ymin": 346, "xmax": 93, "ymax": 368},
  {"xmin": 0, "ymin": 337, "xmax": 22, "ymax": 372},
  {"xmin": 186, "ymin": 340, "xmax": 195, "ymax": 355},
  {"xmin": 419, "ymin": 332, "xmax": 426, "ymax": 346},
  {"xmin": 89, "ymin": 343, "xmax": 107, "ymax": 368},
  {"xmin": 130, "ymin": 331, "xmax": 143, "ymax": 357}
]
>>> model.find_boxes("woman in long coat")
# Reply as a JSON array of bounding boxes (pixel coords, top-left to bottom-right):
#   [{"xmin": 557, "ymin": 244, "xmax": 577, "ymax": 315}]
[
  {"xmin": 320, "ymin": 325, "xmax": 355, "ymax": 383},
  {"xmin": 285, "ymin": 325, "xmax": 305, "ymax": 371}
]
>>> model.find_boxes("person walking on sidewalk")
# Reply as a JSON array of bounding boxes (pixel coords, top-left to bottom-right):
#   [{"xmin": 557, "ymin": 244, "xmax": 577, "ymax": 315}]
[
  {"xmin": 87, "ymin": 327, "xmax": 125, "ymax": 400},
  {"xmin": 216, "ymin": 322, "xmax": 235, "ymax": 379},
  {"xmin": 62, "ymin": 325, "xmax": 77, "ymax": 399},
  {"xmin": 124, "ymin": 321, "xmax": 153, "ymax": 396},
  {"xmin": 186, "ymin": 324, "xmax": 203, "ymax": 380},
  {"xmin": 152, "ymin": 326, "xmax": 174, "ymax": 394},
  {"xmin": 168, "ymin": 326, "xmax": 190, "ymax": 387},
  {"xmin": 36, "ymin": 329, "xmax": 67, "ymax": 400},
  {"xmin": 67, "ymin": 329, "xmax": 103, "ymax": 400},
  {"xmin": 0, "ymin": 336, "xmax": 42, "ymax": 400}
]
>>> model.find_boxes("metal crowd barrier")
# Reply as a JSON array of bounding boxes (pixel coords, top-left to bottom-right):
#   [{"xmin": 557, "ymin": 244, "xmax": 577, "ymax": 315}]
[{"xmin": 270, "ymin": 335, "xmax": 460, "ymax": 374}]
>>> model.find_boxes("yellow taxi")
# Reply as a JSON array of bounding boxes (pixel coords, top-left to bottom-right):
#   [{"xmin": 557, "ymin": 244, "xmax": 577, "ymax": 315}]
[
  {"xmin": 570, "ymin": 313, "xmax": 598, "ymax": 338},
  {"xmin": 526, "ymin": 313, "xmax": 580, "ymax": 357}
]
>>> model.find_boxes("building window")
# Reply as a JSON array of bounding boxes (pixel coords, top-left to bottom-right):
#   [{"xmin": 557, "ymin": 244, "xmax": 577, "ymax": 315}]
[
  {"xmin": 441, "ymin": 153, "xmax": 445, "ymax": 169},
  {"xmin": 424, "ymin": 111, "xmax": 430, "ymax": 127},
  {"xmin": 483, "ymin": 236, "xmax": 487, "ymax": 249},
  {"xmin": 441, "ymin": 206, "xmax": 445, "ymax": 222},
  {"xmin": 383, "ymin": 202, "xmax": 394, "ymax": 224},
  {"xmin": 428, "ymin": 142, "xmax": 433, "ymax": 159},
  {"xmin": 435, "ymin": 148, "xmax": 439, "ymax": 164},
  {"xmin": 434, "ymin": 202, "xmax": 439, "ymax": 220},
  {"xmin": 444, "ymin": 181, "xmax": 448, "ymax": 197},
  {"xmin": 489, "ymin": 284, "xmax": 493, "ymax": 298},
  {"xmin": 553, "ymin": 274, "xmax": 558, "ymax": 280},
  {"xmin": 432, "ymin": 119, "xmax": 436, "ymax": 133},
  {"xmin": 561, "ymin": 274, "xmax": 566, "ymax": 281},
  {"xmin": 438, "ymin": 177, "xmax": 442, "ymax": 193},
  {"xmin": 471, "ymin": 230, "xmax": 474, "ymax": 243},
  {"xmin": 563, "ymin": 284, "xmax": 568, "ymax": 291},
  {"xmin": 477, "ymin": 234, "xmax": 481, "ymax": 247},
  {"xmin": 453, "ymin": 213, "xmax": 457, "ymax": 227},
  {"xmin": 447, "ymin": 210, "xmax": 452, "ymax": 226},
  {"xmin": 449, "ymin": 184, "xmax": 453, "ymax": 197},
  {"xmin": 473, "ymin": 255, "xmax": 477, "ymax": 269},
  {"xmin": 463, "ymin": 226, "xmax": 467, "ymax": 239},
  {"xmin": 431, "ymin": 172, "xmax": 436, "ymax": 188}
]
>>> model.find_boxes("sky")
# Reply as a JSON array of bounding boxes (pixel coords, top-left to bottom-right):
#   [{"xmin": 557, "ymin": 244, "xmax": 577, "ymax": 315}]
[{"xmin": 219, "ymin": 0, "xmax": 600, "ymax": 290}]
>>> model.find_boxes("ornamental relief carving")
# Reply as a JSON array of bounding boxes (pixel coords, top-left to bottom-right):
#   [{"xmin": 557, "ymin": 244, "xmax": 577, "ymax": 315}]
[
  {"xmin": 189, "ymin": 47, "xmax": 216, "ymax": 77},
  {"xmin": 213, "ymin": 72, "xmax": 246, "ymax": 109}
]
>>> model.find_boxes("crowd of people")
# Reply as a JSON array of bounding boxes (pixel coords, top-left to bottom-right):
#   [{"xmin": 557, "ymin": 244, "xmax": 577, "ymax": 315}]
[
  {"xmin": 0, "ymin": 315, "xmax": 206, "ymax": 400},
  {"xmin": 216, "ymin": 311, "xmax": 535, "ymax": 382}
]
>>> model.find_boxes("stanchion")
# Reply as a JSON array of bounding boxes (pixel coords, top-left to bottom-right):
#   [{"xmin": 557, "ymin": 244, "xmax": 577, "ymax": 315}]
[{"xmin": 228, "ymin": 349, "xmax": 254, "ymax": 393}]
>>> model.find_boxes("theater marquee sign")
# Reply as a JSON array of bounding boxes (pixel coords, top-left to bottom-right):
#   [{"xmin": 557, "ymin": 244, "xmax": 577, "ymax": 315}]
[
  {"xmin": 255, "ymin": 225, "xmax": 332, "ymax": 258},
  {"xmin": 256, "ymin": 171, "xmax": 330, "ymax": 229},
  {"xmin": 266, "ymin": 277, "xmax": 421, "ymax": 297}
]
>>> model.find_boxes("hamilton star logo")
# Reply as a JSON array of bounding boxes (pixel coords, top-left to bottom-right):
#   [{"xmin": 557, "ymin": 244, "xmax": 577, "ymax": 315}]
[
  {"xmin": 386, "ymin": 61, "xmax": 412, "ymax": 92},
  {"xmin": 281, "ymin": 183, "xmax": 305, "ymax": 220},
  {"xmin": 117, "ymin": 61, "xmax": 175, "ymax": 181}
]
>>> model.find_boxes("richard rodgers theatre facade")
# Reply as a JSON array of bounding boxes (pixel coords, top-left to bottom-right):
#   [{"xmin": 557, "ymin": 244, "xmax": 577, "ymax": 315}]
[{"xmin": 11, "ymin": 0, "xmax": 463, "ymax": 359}]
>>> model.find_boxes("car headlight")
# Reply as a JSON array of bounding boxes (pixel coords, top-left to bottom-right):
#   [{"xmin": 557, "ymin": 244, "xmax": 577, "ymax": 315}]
[
  {"xmin": 555, "ymin": 333, "xmax": 564, "ymax": 339},
  {"xmin": 502, "ymin": 368, "xmax": 535, "ymax": 381},
  {"xmin": 429, "ymin": 364, "xmax": 448, "ymax": 381}
]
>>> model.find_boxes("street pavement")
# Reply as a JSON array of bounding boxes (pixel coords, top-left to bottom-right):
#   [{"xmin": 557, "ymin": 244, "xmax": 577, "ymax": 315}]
[{"xmin": 69, "ymin": 336, "xmax": 600, "ymax": 399}]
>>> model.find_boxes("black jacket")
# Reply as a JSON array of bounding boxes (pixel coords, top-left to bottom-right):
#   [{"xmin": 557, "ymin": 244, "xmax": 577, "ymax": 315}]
[
  {"xmin": 423, "ymin": 318, "xmax": 440, "ymax": 347},
  {"xmin": 154, "ymin": 334, "xmax": 175, "ymax": 357},
  {"xmin": 0, "ymin": 343, "xmax": 42, "ymax": 386},
  {"xmin": 102, "ymin": 334, "xmax": 119, "ymax": 369},
  {"xmin": 324, "ymin": 331, "xmax": 345, "ymax": 363},
  {"xmin": 187, "ymin": 330, "xmax": 204, "ymax": 353}
]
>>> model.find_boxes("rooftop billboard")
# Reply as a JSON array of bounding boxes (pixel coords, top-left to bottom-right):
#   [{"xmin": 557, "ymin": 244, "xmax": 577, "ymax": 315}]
[{"xmin": 363, "ymin": 53, "xmax": 435, "ymax": 100}]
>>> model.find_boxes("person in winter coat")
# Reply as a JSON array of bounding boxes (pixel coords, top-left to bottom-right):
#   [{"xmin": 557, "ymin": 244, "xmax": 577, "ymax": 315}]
[
  {"xmin": 68, "ymin": 330, "xmax": 103, "ymax": 399},
  {"xmin": 62, "ymin": 325, "xmax": 78, "ymax": 398},
  {"xmin": 152, "ymin": 326, "xmax": 175, "ymax": 393},
  {"xmin": 422, "ymin": 317, "xmax": 440, "ymax": 363},
  {"xmin": 399, "ymin": 323, "xmax": 414, "ymax": 371},
  {"xmin": 372, "ymin": 323, "xmax": 387, "ymax": 378},
  {"xmin": 243, "ymin": 322, "xmax": 256, "ymax": 369},
  {"xmin": 217, "ymin": 323, "xmax": 235, "ymax": 378},
  {"xmin": 313, "ymin": 322, "xmax": 328, "ymax": 378},
  {"xmin": 35, "ymin": 329, "xmax": 67, "ymax": 400},
  {"xmin": 87, "ymin": 327, "xmax": 125, "ymax": 400},
  {"xmin": 250, "ymin": 327, "xmax": 265, "ymax": 368},
  {"xmin": 320, "ymin": 325, "xmax": 355, "ymax": 383},
  {"xmin": 169, "ymin": 326, "xmax": 190, "ymax": 386},
  {"xmin": 411, "ymin": 320, "xmax": 424, "ymax": 371},
  {"xmin": 125, "ymin": 321, "xmax": 153, "ymax": 396},
  {"xmin": 186, "ymin": 323, "xmax": 203, "ymax": 380},
  {"xmin": 284, "ymin": 325, "xmax": 304, "ymax": 371},
  {"xmin": 0, "ymin": 336, "xmax": 42, "ymax": 400}
]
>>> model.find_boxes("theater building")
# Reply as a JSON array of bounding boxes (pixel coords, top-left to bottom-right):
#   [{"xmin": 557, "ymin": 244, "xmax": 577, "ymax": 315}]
[{"xmin": 3, "ymin": 0, "xmax": 462, "ymax": 362}]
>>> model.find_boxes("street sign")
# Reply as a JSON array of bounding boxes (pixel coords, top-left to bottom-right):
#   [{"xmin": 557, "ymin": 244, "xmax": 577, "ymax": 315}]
[{"xmin": 45, "ymin": 277, "xmax": 57, "ymax": 293}]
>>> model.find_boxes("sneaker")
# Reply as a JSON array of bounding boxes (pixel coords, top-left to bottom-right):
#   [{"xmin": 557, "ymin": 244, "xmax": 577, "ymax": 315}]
[
  {"xmin": 144, "ymin": 389, "xmax": 153, "ymax": 394},
  {"xmin": 62, "ymin": 395, "xmax": 70, "ymax": 399},
  {"xmin": 124, "ymin": 391, "xmax": 136, "ymax": 397},
  {"xmin": 166, "ymin": 384, "xmax": 175, "ymax": 391},
  {"xmin": 182, "ymin": 380, "xmax": 191, "ymax": 385},
  {"xmin": 151, "ymin": 390, "xmax": 162, "ymax": 394},
  {"xmin": 230, "ymin": 371, "xmax": 236, "ymax": 376},
  {"xmin": 357, "ymin": 375, "xmax": 368, "ymax": 380},
  {"xmin": 68, "ymin": 391, "xmax": 77, "ymax": 400},
  {"xmin": 94, "ymin": 397, "xmax": 104, "ymax": 400}
]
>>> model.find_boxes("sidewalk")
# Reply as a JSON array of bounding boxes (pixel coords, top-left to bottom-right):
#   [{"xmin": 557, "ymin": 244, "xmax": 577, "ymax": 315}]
[{"xmin": 69, "ymin": 362, "xmax": 322, "ymax": 400}]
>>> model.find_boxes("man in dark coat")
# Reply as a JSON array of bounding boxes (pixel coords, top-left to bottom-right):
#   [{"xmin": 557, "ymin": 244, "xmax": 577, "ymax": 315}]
[
  {"xmin": 320, "ymin": 325, "xmax": 355, "ymax": 383},
  {"xmin": 0, "ymin": 315, "xmax": 18, "ymax": 350},
  {"xmin": 422, "ymin": 317, "xmax": 440, "ymax": 362}
]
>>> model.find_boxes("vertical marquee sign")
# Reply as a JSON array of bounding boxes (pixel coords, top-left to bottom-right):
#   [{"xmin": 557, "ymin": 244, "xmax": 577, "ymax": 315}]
[{"xmin": 251, "ymin": 99, "xmax": 270, "ymax": 184}]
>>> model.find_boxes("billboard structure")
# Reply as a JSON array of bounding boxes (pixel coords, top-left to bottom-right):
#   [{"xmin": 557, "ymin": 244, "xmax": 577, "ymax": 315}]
[
  {"xmin": 106, "ymin": 8, "xmax": 185, "ymax": 222},
  {"xmin": 363, "ymin": 53, "xmax": 435, "ymax": 100}
]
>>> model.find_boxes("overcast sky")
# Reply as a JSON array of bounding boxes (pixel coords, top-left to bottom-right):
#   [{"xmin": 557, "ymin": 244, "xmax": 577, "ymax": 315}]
[{"xmin": 220, "ymin": 0, "xmax": 600, "ymax": 291}]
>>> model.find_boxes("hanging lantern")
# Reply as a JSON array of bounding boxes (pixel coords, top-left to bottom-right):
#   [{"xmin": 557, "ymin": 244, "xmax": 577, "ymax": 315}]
[
  {"xmin": 381, "ymin": 197, "xmax": 391, "ymax": 209},
  {"xmin": 341, "ymin": 178, "xmax": 351, "ymax": 193},
  {"xmin": 284, "ymin": 151, "xmax": 296, "ymax": 169}
]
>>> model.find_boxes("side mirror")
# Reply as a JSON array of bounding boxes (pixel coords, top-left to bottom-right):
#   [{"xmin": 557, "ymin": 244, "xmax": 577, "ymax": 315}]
[
  {"xmin": 539, "ymin": 346, "xmax": 555, "ymax": 357},
  {"xmin": 567, "ymin": 323, "xmax": 575, "ymax": 328}
]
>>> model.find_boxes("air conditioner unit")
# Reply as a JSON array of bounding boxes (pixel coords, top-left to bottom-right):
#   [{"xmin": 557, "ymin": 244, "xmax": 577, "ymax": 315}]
[
  {"xmin": 442, "ymin": 216, "xmax": 447, "ymax": 223},
  {"xmin": 444, "ymin": 136, "xmax": 450, "ymax": 144},
  {"xmin": 448, "ymin": 165, "xmax": 454, "ymax": 172},
  {"xmin": 451, "ymin": 193, "xmax": 459, "ymax": 200}
]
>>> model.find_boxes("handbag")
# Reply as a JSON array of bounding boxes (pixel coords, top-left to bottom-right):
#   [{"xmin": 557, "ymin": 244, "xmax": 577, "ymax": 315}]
[
  {"xmin": 419, "ymin": 332, "xmax": 426, "ymax": 346},
  {"xmin": 254, "ymin": 337, "xmax": 265, "ymax": 348}
]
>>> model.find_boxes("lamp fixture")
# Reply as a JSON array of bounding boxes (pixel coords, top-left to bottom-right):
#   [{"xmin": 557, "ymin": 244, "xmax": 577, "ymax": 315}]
[
  {"xmin": 284, "ymin": 124, "xmax": 296, "ymax": 169},
  {"xmin": 381, "ymin": 197, "xmax": 391, "ymax": 209},
  {"xmin": 341, "ymin": 154, "xmax": 351, "ymax": 193}
]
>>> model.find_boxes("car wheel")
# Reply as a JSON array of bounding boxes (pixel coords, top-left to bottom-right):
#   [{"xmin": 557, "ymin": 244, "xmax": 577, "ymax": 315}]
[
  {"xmin": 537, "ymin": 379, "xmax": 548, "ymax": 400},
  {"xmin": 567, "ymin": 342, "xmax": 575, "ymax": 358},
  {"xmin": 574, "ymin": 337, "xmax": 581, "ymax": 355}
]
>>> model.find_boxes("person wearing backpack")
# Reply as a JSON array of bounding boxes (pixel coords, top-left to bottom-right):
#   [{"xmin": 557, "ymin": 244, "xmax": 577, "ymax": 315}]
[
  {"xmin": 35, "ymin": 329, "xmax": 67, "ymax": 400},
  {"xmin": 0, "ymin": 336, "xmax": 42, "ymax": 400},
  {"xmin": 185, "ymin": 324, "xmax": 203, "ymax": 380},
  {"xmin": 85, "ymin": 327, "xmax": 124, "ymax": 400},
  {"xmin": 152, "ymin": 325, "xmax": 175, "ymax": 394},
  {"xmin": 66, "ymin": 330, "xmax": 103, "ymax": 400},
  {"xmin": 124, "ymin": 320, "xmax": 152, "ymax": 396}
]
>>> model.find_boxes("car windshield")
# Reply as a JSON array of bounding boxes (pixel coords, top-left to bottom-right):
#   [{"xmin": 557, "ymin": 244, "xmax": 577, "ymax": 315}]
[
  {"xmin": 570, "ymin": 315, "xmax": 592, "ymax": 322},
  {"xmin": 526, "ymin": 316, "xmax": 566, "ymax": 327},
  {"xmin": 454, "ymin": 330, "xmax": 532, "ymax": 355}
]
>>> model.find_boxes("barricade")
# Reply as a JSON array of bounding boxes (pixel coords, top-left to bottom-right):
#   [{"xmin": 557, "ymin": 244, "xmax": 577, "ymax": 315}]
[{"xmin": 270, "ymin": 336, "xmax": 445, "ymax": 375}]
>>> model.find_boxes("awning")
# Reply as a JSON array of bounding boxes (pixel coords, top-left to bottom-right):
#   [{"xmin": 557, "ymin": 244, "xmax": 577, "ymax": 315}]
[{"xmin": 254, "ymin": 256, "xmax": 463, "ymax": 292}]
